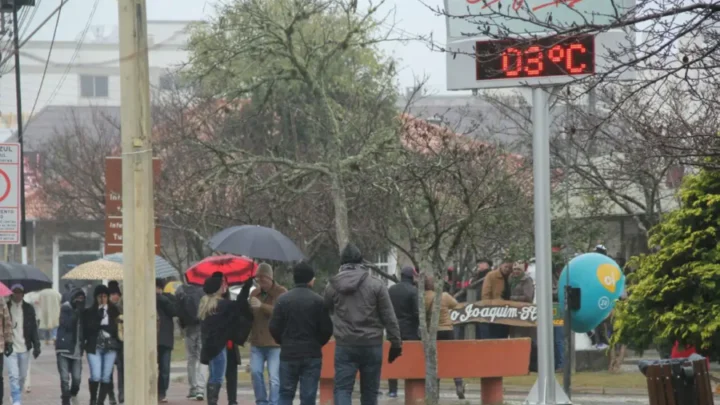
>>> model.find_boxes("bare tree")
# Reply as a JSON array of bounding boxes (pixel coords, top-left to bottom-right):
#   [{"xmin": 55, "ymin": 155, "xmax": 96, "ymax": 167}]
[
  {"xmin": 485, "ymin": 90, "xmax": 682, "ymax": 241},
  {"xmin": 376, "ymin": 115, "xmax": 532, "ymax": 403},
  {"xmin": 35, "ymin": 109, "xmax": 120, "ymax": 221}
]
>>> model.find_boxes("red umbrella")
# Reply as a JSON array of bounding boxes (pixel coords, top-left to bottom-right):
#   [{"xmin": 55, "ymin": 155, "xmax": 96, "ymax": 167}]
[
  {"xmin": 0, "ymin": 281, "xmax": 11, "ymax": 297},
  {"xmin": 185, "ymin": 255, "xmax": 258, "ymax": 286}
]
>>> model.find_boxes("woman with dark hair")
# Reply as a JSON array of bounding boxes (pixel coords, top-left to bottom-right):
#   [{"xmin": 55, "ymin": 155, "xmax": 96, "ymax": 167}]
[
  {"xmin": 83, "ymin": 285, "xmax": 121, "ymax": 405},
  {"xmin": 200, "ymin": 275, "xmax": 254, "ymax": 405},
  {"xmin": 423, "ymin": 275, "xmax": 465, "ymax": 399}
]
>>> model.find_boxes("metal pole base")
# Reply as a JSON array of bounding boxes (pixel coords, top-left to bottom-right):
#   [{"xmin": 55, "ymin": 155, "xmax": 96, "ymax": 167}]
[{"xmin": 525, "ymin": 378, "xmax": 572, "ymax": 405}]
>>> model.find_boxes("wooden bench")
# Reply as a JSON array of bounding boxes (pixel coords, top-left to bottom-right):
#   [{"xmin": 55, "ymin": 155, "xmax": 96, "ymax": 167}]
[{"xmin": 319, "ymin": 338, "xmax": 531, "ymax": 405}]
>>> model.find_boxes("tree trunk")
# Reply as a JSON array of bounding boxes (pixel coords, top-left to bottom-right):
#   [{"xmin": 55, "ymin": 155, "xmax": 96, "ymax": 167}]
[
  {"xmin": 329, "ymin": 173, "xmax": 350, "ymax": 252},
  {"xmin": 417, "ymin": 271, "xmax": 440, "ymax": 405}
]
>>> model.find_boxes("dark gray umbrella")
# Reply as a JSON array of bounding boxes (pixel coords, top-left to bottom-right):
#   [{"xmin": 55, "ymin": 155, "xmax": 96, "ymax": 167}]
[
  {"xmin": 0, "ymin": 262, "xmax": 52, "ymax": 292},
  {"xmin": 208, "ymin": 225, "xmax": 305, "ymax": 262}
]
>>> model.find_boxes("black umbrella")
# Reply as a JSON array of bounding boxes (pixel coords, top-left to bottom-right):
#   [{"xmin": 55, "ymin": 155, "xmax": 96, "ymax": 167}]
[
  {"xmin": 208, "ymin": 225, "xmax": 305, "ymax": 262},
  {"xmin": 0, "ymin": 262, "xmax": 52, "ymax": 292}
]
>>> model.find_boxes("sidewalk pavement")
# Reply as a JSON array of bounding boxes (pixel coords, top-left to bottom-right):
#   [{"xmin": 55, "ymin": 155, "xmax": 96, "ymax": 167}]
[{"xmin": 6, "ymin": 346, "xmax": 221, "ymax": 405}]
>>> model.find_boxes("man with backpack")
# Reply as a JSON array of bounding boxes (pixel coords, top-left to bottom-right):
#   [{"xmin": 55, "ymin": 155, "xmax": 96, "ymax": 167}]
[{"xmin": 176, "ymin": 280, "xmax": 205, "ymax": 401}]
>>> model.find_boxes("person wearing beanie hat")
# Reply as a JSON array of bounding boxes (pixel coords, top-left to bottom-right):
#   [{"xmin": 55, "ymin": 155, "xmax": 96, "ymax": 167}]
[
  {"xmin": 386, "ymin": 265, "xmax": 420, "ymax": 397},
  {"xmin": 248, "ymin": 263, "xmax": 287, "ymax": 405},
  {"xmin": 325, "ymin": 242, "xmax": 403, "ymax": 404},
  {"xmin": 156, "ymin": 279, "xmax": 178, "ymax": 402},
  {"xmin": 199, "ymin": 276, "xmax": 254, "ymax": 405},
  {"xmin": 106, "ymin": 281, "xmax": 123, "ymax": 405},
  {"xmin": 339, "ymin": 243, "xmax": 363, "ymax": 265},
  {"xmin": 269, "ymin": 262, "xmax": 332, "ymax": 405},
  {"xmin": 83, "ymin": 284, "xmax": 121, "ymax": 405}
]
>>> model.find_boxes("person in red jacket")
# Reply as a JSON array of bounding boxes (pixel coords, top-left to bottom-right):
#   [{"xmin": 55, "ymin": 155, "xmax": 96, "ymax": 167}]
[{"xmin": 670, "ymin": 341, "xmax": 710, "ymax": 368}]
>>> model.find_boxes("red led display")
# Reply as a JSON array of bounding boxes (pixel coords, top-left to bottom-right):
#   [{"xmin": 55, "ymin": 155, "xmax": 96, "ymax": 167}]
[{"xmin": 475, "ymin": 35, "xmax": 595, "ymax": 81}]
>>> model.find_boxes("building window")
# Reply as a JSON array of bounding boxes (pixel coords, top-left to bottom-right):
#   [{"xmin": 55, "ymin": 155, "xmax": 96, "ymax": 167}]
[{"xmin": 80, "ymin": 75, "xmax": 109, "ymax": 98}]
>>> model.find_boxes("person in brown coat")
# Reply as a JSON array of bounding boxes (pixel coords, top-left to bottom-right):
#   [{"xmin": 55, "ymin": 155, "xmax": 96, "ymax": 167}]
[
  {"xmin": 480, "ymin": 262, "xmax": 513, "ymax": 339},
  {"xmin": 249, "ymin": 263, "xmax": 287, "ymax": 405}
]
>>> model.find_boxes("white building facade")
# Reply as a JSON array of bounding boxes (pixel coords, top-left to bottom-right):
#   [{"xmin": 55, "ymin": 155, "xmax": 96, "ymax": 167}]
[{"xmin": 0, "ymin": 20, "xmax": 196, "ymax": 129}]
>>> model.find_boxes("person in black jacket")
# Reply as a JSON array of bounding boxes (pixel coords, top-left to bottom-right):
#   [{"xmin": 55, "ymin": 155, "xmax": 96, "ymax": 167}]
[
  {"xmin": 269, "ymin": 262, "xmax": 332, "ymax": 405},
  {"xmin": 156, "ymin": 279, "xmax": 177, "ymax": 403},
  {"xmin": 55, "ymin": 288, "xmax": 86, "ymax": 405},
  {"xmin": 386, "ymin": 266, "xmax": 419, "ymax": 398},
  {"xmin": 6, "ymin": 284, "xmax": 41, "ymax": 405},
  {"xmin": 83, "ymin": 285, "xmax": 121, "ymax": 405},
  {"xmin": 200, "ymin": 275, "xmax": 254, "ymax": 405}
]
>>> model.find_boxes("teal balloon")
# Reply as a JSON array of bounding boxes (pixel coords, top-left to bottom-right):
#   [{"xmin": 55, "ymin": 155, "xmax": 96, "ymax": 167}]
[{"xmin": 557, "ymin": 253, "xmax": 625, "ymax": 333}]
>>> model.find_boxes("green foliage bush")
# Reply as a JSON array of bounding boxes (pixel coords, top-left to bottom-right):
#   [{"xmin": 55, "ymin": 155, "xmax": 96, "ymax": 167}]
[{"xmin": 613, "ymin": 168, "xmax": 720, "ymax": 357}]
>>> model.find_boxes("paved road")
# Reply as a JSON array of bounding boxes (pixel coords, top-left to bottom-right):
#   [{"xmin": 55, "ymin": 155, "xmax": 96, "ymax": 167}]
[{"xmin": 12, "ymin": 343, "xmax": 653, "ymax": 405}]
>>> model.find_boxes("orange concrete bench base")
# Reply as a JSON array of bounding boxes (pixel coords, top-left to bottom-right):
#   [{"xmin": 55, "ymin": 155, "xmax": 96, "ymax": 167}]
[{"xmin": 318, "ymin": 338, "xmax": 531, "ymax": 405}]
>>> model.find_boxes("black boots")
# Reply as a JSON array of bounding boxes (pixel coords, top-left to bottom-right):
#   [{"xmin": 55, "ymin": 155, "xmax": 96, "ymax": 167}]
[
  {"xmin": 108, "ymin": 381, "xmax": 117, "ymax": 405},
  {"xmin": 206, "ymin": 383, "xmax": 221, "ymax": 405},
  {"xmin": 97, "ymin": 382, "xmax": 112, "ymax": 405},
  {"xmin": 88, "ymin": 380, "xmax": 99, "ymax": 405},
  {"xmin": 61, "ymin": 394, "xmax": 71, "ymax": 405}
]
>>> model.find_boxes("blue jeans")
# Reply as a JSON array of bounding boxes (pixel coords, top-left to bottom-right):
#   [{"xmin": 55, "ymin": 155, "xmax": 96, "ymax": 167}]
[
  {"xmin": 87, "ymin": 349, "xmax": 117, "ymax": 383},
  {"xmin": 554, "ymin": 325, "xmax": 565, "ymax": 369},
  {"xmin": 334, "ymin": 345, "xmax": 383, "ymax": 405},
  {"xmin": 279, "ymin": 358, "xmax": 322, "ymax": 405},
  {"xmin": 208, "ymin": 349, "xmax": 227, "ymax": 385},
  {"xmin": 251, "ymin": 346, "xmax": 280, "ymax": 405},
  {"xmin": 5, "ymin": 351, "xmax": 30, "ymax": 403}
]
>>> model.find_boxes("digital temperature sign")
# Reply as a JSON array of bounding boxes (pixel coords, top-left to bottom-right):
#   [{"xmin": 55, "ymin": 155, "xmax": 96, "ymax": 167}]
[{"xmin": 475, "ymin": 35, "xmax": 595, "ymax": 81}]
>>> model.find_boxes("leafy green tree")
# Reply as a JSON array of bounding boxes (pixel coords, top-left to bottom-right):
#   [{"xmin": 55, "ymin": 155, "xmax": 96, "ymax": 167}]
[{"xmin": 613, "ymin": 167, "xmax": 720, "ymax": 357}]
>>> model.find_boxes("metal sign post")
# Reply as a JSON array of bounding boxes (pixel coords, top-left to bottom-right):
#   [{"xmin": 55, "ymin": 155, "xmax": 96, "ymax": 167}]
[
  {"xmin": 441, "ymin": 1, "xmax": 637, "ymax": 403},
  {"xmin": 524, "ymin": 88, "xmax": 571, "ymax": 405}
]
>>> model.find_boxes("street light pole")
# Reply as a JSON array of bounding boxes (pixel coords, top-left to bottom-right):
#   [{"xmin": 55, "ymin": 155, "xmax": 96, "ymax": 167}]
[
  {"xmin": 11, "ymin": 4, "xmax": 28, "ymax": 265},
  {"xmin": 117, "ymin": 0, "xmax": 157, "ymax": 403}
]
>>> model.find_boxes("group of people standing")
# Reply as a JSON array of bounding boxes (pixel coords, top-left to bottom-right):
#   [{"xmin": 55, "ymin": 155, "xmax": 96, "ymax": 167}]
[{"xmin": 184, "ymin": 243, "xmax": 404, "ymax": 405}]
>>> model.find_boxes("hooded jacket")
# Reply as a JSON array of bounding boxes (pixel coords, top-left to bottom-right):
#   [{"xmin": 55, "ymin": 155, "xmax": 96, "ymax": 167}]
[
  {"xmin": 324, "ymin": 263, "xmax": 402, "ymax": 347},
  {"xmin": 56, "ymin": 288, "xmax": 85, "ymax": 354},
  {"xmin": 388, "ymin": 274, "xmax": 420, "ymax": 340}
]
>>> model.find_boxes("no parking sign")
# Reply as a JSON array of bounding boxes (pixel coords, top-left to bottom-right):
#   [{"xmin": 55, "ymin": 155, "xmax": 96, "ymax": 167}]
[{"xmin": 0, "ymin": 143, "xmax": 21, "ymax": 244}]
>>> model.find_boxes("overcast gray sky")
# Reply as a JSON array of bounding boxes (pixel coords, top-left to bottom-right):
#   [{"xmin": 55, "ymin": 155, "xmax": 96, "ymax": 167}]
[{"xmin": 21, "ymin": 0, "xmax": 451, "ymax": 93}]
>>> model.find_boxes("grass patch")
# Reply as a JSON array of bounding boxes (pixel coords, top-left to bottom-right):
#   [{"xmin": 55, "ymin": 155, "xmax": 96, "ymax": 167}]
[
  {"xmin": 504, "ymin": 372, "xmax": 647, "ymax": 389},
  {"xmin": 171, "ymin": 337, "xmax": 251, "ymax": 363}
]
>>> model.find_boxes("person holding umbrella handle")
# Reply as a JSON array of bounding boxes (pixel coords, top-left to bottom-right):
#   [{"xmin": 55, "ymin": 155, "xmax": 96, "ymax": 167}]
[{"xmin": 200, "ymin": 274, "xmax": 254, "ymax": 405}]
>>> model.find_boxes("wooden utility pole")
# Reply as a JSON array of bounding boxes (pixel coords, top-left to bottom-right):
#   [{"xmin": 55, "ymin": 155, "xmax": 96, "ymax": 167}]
[{"xmin": 117, "ymin": 0, "xmax": 157, "ymax": 403}]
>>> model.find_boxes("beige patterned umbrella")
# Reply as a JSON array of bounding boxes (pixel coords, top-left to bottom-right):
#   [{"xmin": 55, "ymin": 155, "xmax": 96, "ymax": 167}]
[{"xmin": 62, "ymin": 259, "xmax": 124, "ymax": 280}]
